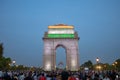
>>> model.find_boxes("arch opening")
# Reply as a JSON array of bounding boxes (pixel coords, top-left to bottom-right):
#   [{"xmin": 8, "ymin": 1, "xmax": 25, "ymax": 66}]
[{"xmin": 56, "ymin": 45, "xmax": 66, "ymax": 70}]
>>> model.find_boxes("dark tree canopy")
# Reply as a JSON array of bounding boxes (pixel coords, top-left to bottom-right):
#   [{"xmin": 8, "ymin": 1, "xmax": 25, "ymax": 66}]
[
  {"xmin": 0, "ymin": 43, "xmax": 11, "ymax": 70},
  {"xmin": 0, "ymin": 57, "xmax": 11, "ymax": 70},
  {"xmin": 81, "ymin": 60, "xmax": 93, "ymax": 69},
  {"xmin": 0, "ymin": 43, "xmax": 3, "ymax": 58},
  {"xmin": 115, "ymin": 58, "xmax": 120, "ymax": 70}
]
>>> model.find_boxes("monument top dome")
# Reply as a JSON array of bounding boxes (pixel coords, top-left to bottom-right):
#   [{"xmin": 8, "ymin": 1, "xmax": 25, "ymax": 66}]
[
  {"xmin": 48, "ymin": 24, "xmax": 74, "ymax": 29},
  {"xmin": 54, "ymin": 24, "xmax": 67, "ymax": 26}
]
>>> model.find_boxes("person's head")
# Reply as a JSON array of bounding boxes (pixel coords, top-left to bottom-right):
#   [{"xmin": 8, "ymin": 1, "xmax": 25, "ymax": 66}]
[
  {"xmin": 104, "ymin": 74, "xmax": 109, "ymax": 78},
  {"xmin": 28, "ymin": 71, "xmax": 32, "ymax": 77},
  {"xmin": 42, "ymin": 73, "xmax": 44, "ymax": 76}
]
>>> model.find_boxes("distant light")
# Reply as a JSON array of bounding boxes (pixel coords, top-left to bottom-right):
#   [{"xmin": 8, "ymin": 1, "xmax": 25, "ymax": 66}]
[
  {"xmin": 112, "ymin": 63, "xmax": 115, "ymax": 66},
  {"xmin": 84, "ymin": 67, "xmax": 89, "ymax": 71},
  {"xmin": 16, "ymin": 65, "xmax": 18, "ymax": 67},
  {"xmin": 115, "ymin": 62, "xmax": 117, "ymax": 64},
  {"xmin": 96, "ymin": 66, "xmax": 101, "ymax": 70},
  {"xmin": 8, "ymin": 63, "xmax": 11, "ymax": 66},
  {"xmin": 12, "ymin": 60, "xmax": 16, "ymax": 64}
]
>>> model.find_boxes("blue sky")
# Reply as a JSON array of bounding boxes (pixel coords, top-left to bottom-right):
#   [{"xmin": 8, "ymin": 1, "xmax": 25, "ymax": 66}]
[{"xmin": 0, "ymin": 0, "xmax": 120, "ymax": 67}]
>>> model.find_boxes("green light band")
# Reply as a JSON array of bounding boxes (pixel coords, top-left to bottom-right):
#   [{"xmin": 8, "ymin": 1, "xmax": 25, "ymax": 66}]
[{"xmin": 48, "ymin": 34, "xmax": 74, "ymax": 38}]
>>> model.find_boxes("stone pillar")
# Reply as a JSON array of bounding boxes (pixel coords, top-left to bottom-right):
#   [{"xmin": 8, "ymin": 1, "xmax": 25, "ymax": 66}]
[
  {"xmin": 43, "ymin": 54, "xmax": 52, "ymax": 71},
  {"xmin": 51, "ymin": 48, "xmax": 56, "ymax": 70},
  {"xmin": 43, "ymin": 40, "xmax": 53, "ymax": 71},
  {"xmin": 66, "ymin": 48, "xmax": 71, "ymax": 70},
  {"xmin": 70, "ymin": 46, "xmax": 79, "ymax": 71}
]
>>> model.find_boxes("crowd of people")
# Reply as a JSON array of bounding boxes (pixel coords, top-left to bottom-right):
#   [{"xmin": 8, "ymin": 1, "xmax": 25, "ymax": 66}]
[{"xmin": 0, "ymin": 69, "xmax": 120, "ymax": 80}]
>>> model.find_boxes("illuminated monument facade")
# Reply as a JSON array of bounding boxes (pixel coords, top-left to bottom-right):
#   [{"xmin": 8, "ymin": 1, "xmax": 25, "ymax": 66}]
[{"xmin": 43, "ymin": 24, "xmax": 80, "ymax": 71}]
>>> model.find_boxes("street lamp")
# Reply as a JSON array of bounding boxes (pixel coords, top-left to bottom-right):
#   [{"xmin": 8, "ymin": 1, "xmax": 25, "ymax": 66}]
[
  {"xmin": 96, "ymin": 57, "xmax": 100, "ymax": 70},
  {"xmin": 96, "ymin": 57, "xmax": 99, "ymax": 64}
]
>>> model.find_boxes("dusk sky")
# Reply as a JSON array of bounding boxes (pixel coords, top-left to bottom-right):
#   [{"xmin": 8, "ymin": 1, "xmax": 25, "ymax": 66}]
[{"xmin": 0, "ymin": 0, "xmax": 120, "ymax": 67}]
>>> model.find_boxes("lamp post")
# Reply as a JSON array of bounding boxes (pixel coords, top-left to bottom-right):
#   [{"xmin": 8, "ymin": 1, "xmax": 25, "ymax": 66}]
[
  {"xmin": 96, "ymin": 57, "xmax": 100, "ymax": 70},
  {"xmin": 96, "ymin": 57, "xmax": 99, "ymax": 64}
]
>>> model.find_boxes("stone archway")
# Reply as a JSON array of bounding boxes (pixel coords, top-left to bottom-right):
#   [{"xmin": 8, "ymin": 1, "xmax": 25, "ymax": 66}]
[
  {"xmin": 55, "ymin": 44, "xmax": 66, "ymax": 69},
  {"xmin": 43, "ymin": 24, "xmax": 80, "ymax": 71}
]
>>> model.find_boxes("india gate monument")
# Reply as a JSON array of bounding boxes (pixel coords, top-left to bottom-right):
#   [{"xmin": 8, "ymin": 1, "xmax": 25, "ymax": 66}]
[{"xmin": 43, "ymin": 24, "xmax": 80, "ymax": 71}]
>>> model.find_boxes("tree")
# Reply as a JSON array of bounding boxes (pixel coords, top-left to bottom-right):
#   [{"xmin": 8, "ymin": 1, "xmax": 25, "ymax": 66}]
[
  {"xmin": 0, "ymin": 43, "xmax": 12, "ymax": 70},
  {"xmin": 81, "ymin": 60, "xmax": 93, "ymax": 70},
  {"xmin": 0, "ymin": 43, "xmax": 3, "ymax": 58},
  {"xmin": 0, "ymin": 57, "xmax": 11, "ymax": 70},
  {"xmin": 115, "ymin": 58, "xmax": 120, "ymax": 71},
  {"xmin": 103, "ymin": 63, "xmax": 111, "ymax": 70}
]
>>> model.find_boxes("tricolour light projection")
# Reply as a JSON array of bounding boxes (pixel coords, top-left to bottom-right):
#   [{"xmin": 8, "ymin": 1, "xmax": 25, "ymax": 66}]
[{"xmin": 47, "ymin": 24, "xmax": 75, "ymax": 38}]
